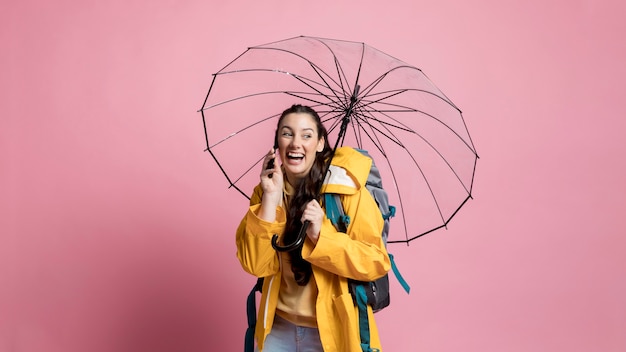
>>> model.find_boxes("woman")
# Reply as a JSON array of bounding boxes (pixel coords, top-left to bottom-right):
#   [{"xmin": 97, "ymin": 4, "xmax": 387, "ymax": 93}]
[{"xmin": 236, "ymin": 104, "xmax": 391, "ymax": 352}]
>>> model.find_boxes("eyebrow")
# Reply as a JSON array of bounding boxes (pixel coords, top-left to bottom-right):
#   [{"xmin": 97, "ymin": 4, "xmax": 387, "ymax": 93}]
[{"xmin": 280, "ymin": 126, "xmax": 315, "ymax": 132}]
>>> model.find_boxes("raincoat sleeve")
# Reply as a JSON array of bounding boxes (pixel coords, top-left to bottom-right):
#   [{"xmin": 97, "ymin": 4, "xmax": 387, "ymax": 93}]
[
  {"xmin": 301, "ymin": 185, "xmax": 391, "ymax": 282},
  {"xmin": 235, "ymin": 185, "xmax": 284, "ymax": 277}
]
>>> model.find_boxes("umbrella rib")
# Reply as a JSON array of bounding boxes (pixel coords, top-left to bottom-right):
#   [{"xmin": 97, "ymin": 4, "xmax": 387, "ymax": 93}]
[
  {"xmin": 229, "ymin": 154, "xmax": 266, "ymax": 193},
  {"xmin": 372, "ymin": 111, "xmax": 475, "ymax": 195},
  {"xmin": 205, "ymin": 144, "xmax": 252, "ymax": 200},
  {"xmin": 199, "ymin": 75, "xmax": 218, "ymax": 152},
  {"xmin": 353, "ymin": 63, "xmax": 476, "ymax": 153},
  {"xmin": 388, "ymin": 194, "xmax": 473, "ymax": 244},
  {"xmin": 360, "ymin": 64, "xmax": 462, "ymax": 112},
  {"xmin": 204, "ymin": 90, "xmax": 341, "ymax": 149},
  {"xmin": 308, "ymin": 36, "xmax": 364, "ymax": 110},
  {"xmin": 352, "ymin": 105, "xmax": 453, "ymax": 239},
  {"xmin": 337, "ymin": 94, "xmax": 452, "ymax": 241},
  {"xmin": 349, "ymin": 113, "xmax": 411, "ymax": 242},
  {"xmin": 339, "ymin": 103, "xmax": 457, "ymax": 242},
  {"xmin": 247, "ymin": 46, "xmax": 353, "ymax": 105},
  {"xmin": 357, "ymin": 110, "xmax": 477, "ymax": 243},
  {"xmin": 311, "ymin": 38, "xmax": 353, "ymax": 108},
  {"xmin": 361, "ymin": 88, "xmax": 476, "ymax": 155},
  {"xmin": 358, "ymin": 105, "xmax": 474, "ymax": 196},
  {"xmin": 204, "ymin": 93, "xmax": 279, "ymax": 149},
  {"xmin": 350, "ymin": 78, "xmax": 475, "ymax": 157},
  {"xmin": 250, "ymin": 39, "xmax": 364, "ymax": 112},
  {"xmin": 354, "ymin": 88, "xmax": 477, "ymax": 195},
  {"xmin": 322, "ymin": 112, "xmax": 349, "ymax": 137},
  {"xmin": 209, "ymin": 66, "xmax": 345, "ymax": 109}
]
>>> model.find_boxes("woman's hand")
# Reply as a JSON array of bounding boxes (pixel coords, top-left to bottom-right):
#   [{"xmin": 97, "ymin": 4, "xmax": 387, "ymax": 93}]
[{"xmin": 302, "ymin": 199, "xmax": 324, "ymax": 245}]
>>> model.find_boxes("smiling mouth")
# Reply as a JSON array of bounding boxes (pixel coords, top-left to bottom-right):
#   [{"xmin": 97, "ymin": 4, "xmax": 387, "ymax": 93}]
[{"xmin": 287, "ymin": 152, "xmax": 304, "ymax": 161}]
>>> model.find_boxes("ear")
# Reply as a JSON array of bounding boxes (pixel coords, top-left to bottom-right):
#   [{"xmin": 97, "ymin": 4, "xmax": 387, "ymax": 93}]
[{"xmin": 316, "ymin": 137, "xmax": 325, "ymax": 152}]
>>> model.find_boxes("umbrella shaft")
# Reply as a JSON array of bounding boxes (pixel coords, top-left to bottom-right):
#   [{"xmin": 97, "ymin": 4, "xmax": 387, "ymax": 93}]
[{"xmin": 272, "ymin": 85, "xmax": 359, "ymax": 252}]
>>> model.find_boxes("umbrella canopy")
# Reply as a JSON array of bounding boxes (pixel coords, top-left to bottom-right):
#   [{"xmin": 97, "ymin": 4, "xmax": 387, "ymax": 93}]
[{"xmin": 200, "ymin": 35, "xmax": 478, "ymax": 244}]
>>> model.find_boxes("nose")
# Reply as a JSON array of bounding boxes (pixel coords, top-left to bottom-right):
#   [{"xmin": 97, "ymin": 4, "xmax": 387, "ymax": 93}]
[{"xmin": 289, "ymin": 136, "xmax": 302, "ymax": 148}]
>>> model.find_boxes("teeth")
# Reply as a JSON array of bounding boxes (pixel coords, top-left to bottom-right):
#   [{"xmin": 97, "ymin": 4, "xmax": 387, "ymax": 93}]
[{"xmin": 288, "ymin": 152, "xmax": 304, "ymax": 158}]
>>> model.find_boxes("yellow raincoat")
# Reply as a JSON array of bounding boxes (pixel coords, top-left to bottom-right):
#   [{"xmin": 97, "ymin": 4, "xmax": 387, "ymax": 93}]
[{"xmin": 236, "ymin": 146, "xmax": 391, "ymax": 352}]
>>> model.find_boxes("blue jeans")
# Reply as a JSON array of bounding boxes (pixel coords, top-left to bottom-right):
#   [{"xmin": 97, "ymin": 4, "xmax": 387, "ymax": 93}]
[{"xmin": 259, "ymin": 314, "xmax": 323, "ymax": 352}]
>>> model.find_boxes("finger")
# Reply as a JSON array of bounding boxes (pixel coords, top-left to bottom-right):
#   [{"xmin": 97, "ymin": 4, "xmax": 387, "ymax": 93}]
[
  {"xmin": 306, "ymin": 199, "xmax": 320, "ymax": 209},
  {"xmin": 302, "ymin": 207, "xmax": 322, "ymax": 223}
]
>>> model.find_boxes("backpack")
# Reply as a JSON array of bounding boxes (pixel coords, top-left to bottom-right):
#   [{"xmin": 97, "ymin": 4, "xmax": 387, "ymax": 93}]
[
  {"xmin": 243, "ymin": 149, "xmax": 410, "ymax": 352},
  {"xmin": 324, "ymin": 148, "xmax": 410, "ymax": 352}
]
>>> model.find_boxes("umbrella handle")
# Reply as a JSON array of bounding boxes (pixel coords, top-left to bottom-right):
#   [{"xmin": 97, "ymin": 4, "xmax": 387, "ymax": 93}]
[{"xmin": 271, "ymin": 220, "xmax": 309, "ymax": 252}]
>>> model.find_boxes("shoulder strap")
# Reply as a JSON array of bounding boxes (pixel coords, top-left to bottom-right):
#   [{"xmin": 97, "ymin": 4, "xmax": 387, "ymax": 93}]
[
  {"xmin": 354, "ymin": 285, "xmax": 379, "ymax": 352},
  {"xmin": 244, "ymin": 277, "xmax": 263, "ymax": 352},
  {"xmin": 324, "ymin": 193, "xmax": 377, "ymax": 352},
  {"xmin": 324, "ymin": 193, "xmax": 349, "ymax": 233},
  {"xmin": 325, "ymin": 193, "xmax": 409, "ymax": 295},
  {"xmin": 388, "ymin": 254, "xmax": 411, "ymax": 294}
]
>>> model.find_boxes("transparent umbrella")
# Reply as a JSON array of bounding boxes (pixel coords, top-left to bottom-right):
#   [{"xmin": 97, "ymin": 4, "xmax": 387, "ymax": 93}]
[{"xmin": 200, "ymin": 35, "xmax": 478, "ymax": 245}]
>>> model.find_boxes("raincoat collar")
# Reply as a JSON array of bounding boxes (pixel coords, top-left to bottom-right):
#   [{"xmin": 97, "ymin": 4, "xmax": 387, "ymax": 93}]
[{"xmin": 321, "ymin": 146, "xmax": 372, "ymax": 195}]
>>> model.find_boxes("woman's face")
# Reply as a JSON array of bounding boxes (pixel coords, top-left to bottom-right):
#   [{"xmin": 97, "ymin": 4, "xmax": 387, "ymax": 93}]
[{"xmin": 276, "ymin": 112, "xmax": 325, "ymax": 185}]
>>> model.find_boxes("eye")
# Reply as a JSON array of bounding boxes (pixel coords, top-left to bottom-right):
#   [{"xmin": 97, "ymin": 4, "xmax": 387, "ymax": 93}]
[
  {"xmin": 281, "ymin": 131, "xmax": 293, "ymax": 137},
  {"xmin": 303, "ymin": 134, "xmax": 312, "ymax": 139}
]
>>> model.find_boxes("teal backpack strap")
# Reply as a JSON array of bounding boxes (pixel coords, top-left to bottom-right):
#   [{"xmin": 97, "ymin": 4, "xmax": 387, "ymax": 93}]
[
  {"xmin": 324, "ymin": 193, "xmax": 377, "ymax": 352},
  {"xmin": 382, "ymin": 205, "xmax": 396, "ymax": 220},
  {"xmin": 381, "ymin": 206, "xmax": 410, "ymax": 294},
  {"xmin": 388, "ymin": 253, "xmax": 411, "ymax": 294},
  {"xmin": 355, "ymin": 285, "xmax": 377, "ymax": 352},
  {"xmin": 324, "ymin": 193, "xmax": 349, "ymax": 232},
  {"xmin": 326, "ymin": 192, "xmax": 408, "ymax": 294}
]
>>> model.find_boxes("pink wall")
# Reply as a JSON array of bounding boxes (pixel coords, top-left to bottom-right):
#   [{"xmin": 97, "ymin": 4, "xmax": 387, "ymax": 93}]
[{"xmin": 2, "ymin": 0, "xmax": 625, "ymax": 351}]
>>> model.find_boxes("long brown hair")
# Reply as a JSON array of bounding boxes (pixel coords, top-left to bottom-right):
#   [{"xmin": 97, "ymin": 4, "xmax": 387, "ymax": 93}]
[{"xmin": 275, "ymin": 104, "xmax": 332, "ymax": 285}]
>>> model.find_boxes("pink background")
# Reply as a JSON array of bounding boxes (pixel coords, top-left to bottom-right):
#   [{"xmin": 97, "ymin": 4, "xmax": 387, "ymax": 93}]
[{"xmin": 2, "ymin": 1, "xmax": 625, "ymax": 351}]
